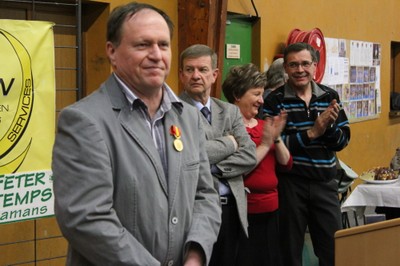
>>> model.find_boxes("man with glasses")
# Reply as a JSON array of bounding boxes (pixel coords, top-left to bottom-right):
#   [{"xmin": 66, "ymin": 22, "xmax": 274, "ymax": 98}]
[{"xmin": 263, "ymin": 42, "xmax": 350, "ymax": 266}]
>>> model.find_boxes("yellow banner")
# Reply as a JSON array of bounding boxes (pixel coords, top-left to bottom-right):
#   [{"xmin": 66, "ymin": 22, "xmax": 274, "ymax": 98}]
[{"xmin": 0, "ymin": 20, "xmax": 55, "ymax": 223}]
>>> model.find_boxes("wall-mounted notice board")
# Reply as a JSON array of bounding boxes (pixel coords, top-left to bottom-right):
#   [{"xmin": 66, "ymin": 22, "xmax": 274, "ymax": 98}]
[{"xmin": 322, "ymin": 38, "xmax": 382, "ymax": 123}]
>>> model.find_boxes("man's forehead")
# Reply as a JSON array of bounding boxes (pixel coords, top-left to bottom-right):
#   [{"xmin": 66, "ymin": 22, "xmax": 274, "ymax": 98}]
[
  {"xmin": 286, "ymin": 50, "xmax": 312, "ymax": 60},
  {"xmin": 183, "ymin": 56, "xmax": 212, "ymax": 66},
  {"xmin": 127, "ymin": 9, "xmax": 169, "ymax": 30}
]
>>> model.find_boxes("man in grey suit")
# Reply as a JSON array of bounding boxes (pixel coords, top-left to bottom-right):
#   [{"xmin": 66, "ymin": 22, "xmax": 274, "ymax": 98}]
[
  {"xmin": 179, "ymin": 44, "xmax": 257, "ymax": 266},
  {"xmin": 52, "ymin": 3, "xmax": 221, "ymax": 266}
]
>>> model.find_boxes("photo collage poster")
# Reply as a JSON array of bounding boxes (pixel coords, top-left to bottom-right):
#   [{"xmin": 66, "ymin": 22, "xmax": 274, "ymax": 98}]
[{"xmin": 322, "ymin": 38, "xmax": 381, "ymax": 122}]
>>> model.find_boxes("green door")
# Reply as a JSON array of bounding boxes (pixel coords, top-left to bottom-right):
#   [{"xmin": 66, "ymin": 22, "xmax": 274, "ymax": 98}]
[{"xmin": 221, "ymin": 16, "xmax": 253, "ymax": 100}]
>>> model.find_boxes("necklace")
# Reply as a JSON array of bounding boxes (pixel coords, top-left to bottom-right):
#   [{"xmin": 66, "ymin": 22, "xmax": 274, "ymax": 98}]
[{"xmin": 244, "ymin": 118, "xmax": 254, "ymax": 127}]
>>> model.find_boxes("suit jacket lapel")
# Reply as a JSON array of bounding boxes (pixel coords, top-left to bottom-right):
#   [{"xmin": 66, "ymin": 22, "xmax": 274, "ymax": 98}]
[
  {"xmin": 163, "ymin": 110, "xmax": 183, "ymax": 202},
  {"xmin": 207, "ymin": 98, "xmax": 227, "ymax": 139},
  {"xmin": 105, "ymin": 76, "xmax": 168, "ymax": 195},
  {"xmin": 180, "ymin": 92, "xmax": 210, "ymax": 126},
  {"xmin": 210, "ymin": 98, "xmax": 224, "ymax": 129}
]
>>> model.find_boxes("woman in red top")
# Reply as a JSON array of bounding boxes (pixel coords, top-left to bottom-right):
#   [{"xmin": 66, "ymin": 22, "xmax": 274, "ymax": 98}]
[{"xmin": 223, "ymin": 63, "xmax": 293, "ymax": 266}]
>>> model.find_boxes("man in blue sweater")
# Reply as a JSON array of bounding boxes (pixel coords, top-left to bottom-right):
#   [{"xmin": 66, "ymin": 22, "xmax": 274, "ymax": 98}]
[{"xmin": 263, "ymin": 42, "xmax": 350, "ymax": 266}]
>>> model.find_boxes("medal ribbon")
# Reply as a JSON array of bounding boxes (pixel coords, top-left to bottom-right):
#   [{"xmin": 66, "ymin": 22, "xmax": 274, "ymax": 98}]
[{"xmin": 170, "ymin": 125, "xmax": 181, "ymax": 139}]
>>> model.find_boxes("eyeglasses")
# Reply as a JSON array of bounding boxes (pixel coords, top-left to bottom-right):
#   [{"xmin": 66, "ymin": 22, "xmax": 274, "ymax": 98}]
[{"xmin": 286, "ymin": 61, "xmax": 314, "ymax": 69}]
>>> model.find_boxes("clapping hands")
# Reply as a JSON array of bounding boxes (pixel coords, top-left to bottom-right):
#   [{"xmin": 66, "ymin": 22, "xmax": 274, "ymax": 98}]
[
  {"xmin": 308, "ymin": 99, "xmax": 340, "ymax": 140},
  {"xmin": 261, "ymin": 110, "xmax": 288, "ymax": 147}
]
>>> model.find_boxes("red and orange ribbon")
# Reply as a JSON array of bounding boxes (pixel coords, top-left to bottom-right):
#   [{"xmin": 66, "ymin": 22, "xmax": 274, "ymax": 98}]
[{"xmin": 170, "ymin": 125, "xmax": 181, "ymax": 139}]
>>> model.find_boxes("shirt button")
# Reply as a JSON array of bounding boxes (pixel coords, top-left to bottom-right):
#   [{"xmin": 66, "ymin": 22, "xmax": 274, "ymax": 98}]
[
  {"xmin": 167, "ymin": 260, "xmax": 174, "ymax": 266},
  {"xmin": 171, "ymin": 217, "xmax": 178, "ymax": 224}
]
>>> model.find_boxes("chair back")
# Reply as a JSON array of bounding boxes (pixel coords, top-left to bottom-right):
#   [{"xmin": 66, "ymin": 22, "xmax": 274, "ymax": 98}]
[{"xmin": 335, "ymin": 158, "xmax": 358, "ymax": 196}]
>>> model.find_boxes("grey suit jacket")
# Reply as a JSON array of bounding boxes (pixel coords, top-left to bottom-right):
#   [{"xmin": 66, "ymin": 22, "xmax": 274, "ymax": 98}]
[
  {"xmin": 52, "ymin": 75, "xmax": 221, "ymax": 266},
  {"xmin": 180, "ymin": 92, "xmax": 256, "ymax": 235}
]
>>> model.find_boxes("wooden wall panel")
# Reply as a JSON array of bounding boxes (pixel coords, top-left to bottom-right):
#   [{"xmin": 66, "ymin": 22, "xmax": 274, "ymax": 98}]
[
  {"xmin": 335, "ymin": 218, "xmax": 400, "ymax": 265},
  {"xmin": 0, "ymin": 220, "xmax": 34, "ymax": 243},
  {"xmin": 0, "ymin": 6, "xmax": 27, "ymax": 19},
  {"xmin": 36, "ymin": 237, "xmax": 68, "ymax": 260},
  {"xmin": 0, "ymin": 241, "xmax": 34, "ymax": 265},
  {"xmin": 35, "ymin": 217, "xmax": 62, "ymax": 238},
  {"xmin": 82, "ymin": 1, "xmax": 110, "ymax": 96},
  {"xmin": 177, "ymin": 0, "xmax": 227, "ymax": 98},
  {"xmin": 36, "ymin": 258, "xmax": 66, "ymax": 266}
]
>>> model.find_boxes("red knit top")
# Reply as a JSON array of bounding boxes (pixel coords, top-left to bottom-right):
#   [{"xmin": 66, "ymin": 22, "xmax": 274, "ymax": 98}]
[{"xmin": 245, "ymin": 118, "xmax": 293, "ymax": 213}]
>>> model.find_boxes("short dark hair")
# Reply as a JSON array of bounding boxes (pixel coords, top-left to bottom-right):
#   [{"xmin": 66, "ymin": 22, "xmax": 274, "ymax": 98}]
[
  {"xmin": 180, "ymin": 44, "xmax": 218, "ymax": 69},
  {"xmin": 284, "ymin": 42, "xmax": 318, "ymax": 63},
  {"xmin": 222, "ymin": 63, "xmax": 267, "ymax": 104},
  {"xmin": 107, "ymin": 2, "xmax": 174, "ymax": 46}
]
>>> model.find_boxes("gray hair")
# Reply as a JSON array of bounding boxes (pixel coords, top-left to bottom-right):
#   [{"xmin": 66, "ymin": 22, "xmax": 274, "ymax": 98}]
[
  {"xmin": 266, "ymin": 58, "xmax": 288, "ymax": 89},
  {"xmin": 180, "ymin": 44, "xmax": 218, "ymax": 69}
]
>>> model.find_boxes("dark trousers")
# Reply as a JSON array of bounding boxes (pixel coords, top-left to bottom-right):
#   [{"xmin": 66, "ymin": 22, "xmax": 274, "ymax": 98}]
[
  {"xmin": 209, "ymin": 197, "xmax": 241, "ymax": 266},
  {"xmin": 278, "ymin": 176, "xmax": 341, "ymax": 266},
  {"xmin": 236, "ymin": 210, "xmax": 281, "ymax": 266}
]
